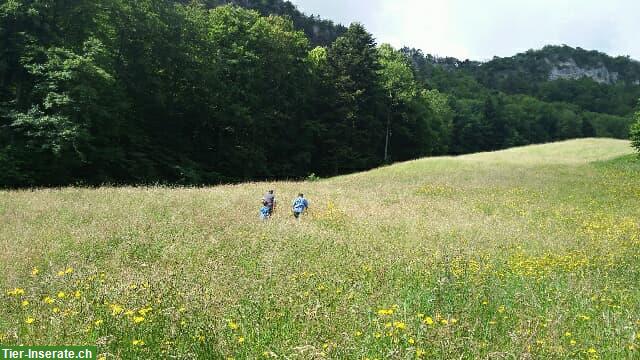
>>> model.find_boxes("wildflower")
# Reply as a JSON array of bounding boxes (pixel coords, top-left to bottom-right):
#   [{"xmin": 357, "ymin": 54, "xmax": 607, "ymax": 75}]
[
  {"xmin": 57, "ymin": 292, "xmax": 66, "ymax": 299},
  {"xmin": 132, "ymin": 339, "xmax": 145, "ymax": 346},
  {"xmin": 110, "ymin": 304, "xmax": 123, "ymax": 316},
  {"xmin": 450, "ymin": 318, "xmax": 458, "ymax": 324},
  {"xmin": 94, "ymin": 319, "xmax": 103, "ymax": 326},
  {"xmin": 440, "ymin": 319, "xmax": 449, "ymax": 325},
  {"xmin": 43, "ymin": 296, "xmax": 54, "ymax": 304},
  {"xmin": 565, "ymin": 332, "xmax": 572, "ymax": 337},
  {"xmin": 354, "ymin": 331, "xmax": 362, "ymax": 337},
  {"xmin": 125, "ymin": 310, "xmax": 134, "ymax": 316},
  {"xmin": 178, "ymin": 307, "xmax": 186, "ymax": 312},
  {"xmin": 7, "ymin": 288, "xmax": 25, "ymax": 296},
  {"xmin": 377, "ymin": 309, "xmax": 394, "ymax": 316},
  {"xmin": 65, "ymin": 267, "xmax": 73, "ymax": 274},
  {"xmin": 393, "ymin": 321, "xmax": 406, "ymax": 330},
  {"xmin": 138, "ymin": 307, "xmax": 152, "ymax": 316},
  {"xmin": 21, "ymin": 300, "xmax": 29, "ymax": 307},
  {"xmin": 570, "ymin": 340, "xmax": 576, "ymax": 346},
  {"xmin": 423, "ymin": 317, "xmax": 434, "ymax": 325},
  {"xmin": 579, "ymin": 315, "xmax": 591, "ymax": 321},
  {"xmin": 228, "ymin": 320, "xmax": 239, "ymax": 330},
  {"xmin": 57, "ymin": 271, "xmax": 65, "ymax": 276},
  {"xmin": 25, "ymin": 317, "xmax": 35, "ymax": 324},
  {"xmin": 31, "ymin": 268, "xmax": 39, "ymax": 276},
  {"xmin": 74, "ymin": 291, "xmax": 81, "ymax": 298},
  {"xmin": 238, "ymin": 336, "xmax": 245, "ymax": 344},
  {"xmin": 53, "ymin": 307, "xmax": 60, "ymax": 313},
  {"xmin": 374, "ymin": 332, "xmax": 382, "ymax": 338},
  {"xmin": 497, "ymin": 305, "xmax": 506, "ymax": 314},
  {"xmin": 416, "ymin": 348, "xmax": 426, "ymax": 357},
  {"xmin": 133, "ymin": 316, "xmax": 145, "ymax": 324},
  {"xmin": 408, "ymin": 338, "xmax": 415, "ymax": 345},
  {"xmin": 587, "ymin": 348, "xmax": 597, "ymax": 354}
]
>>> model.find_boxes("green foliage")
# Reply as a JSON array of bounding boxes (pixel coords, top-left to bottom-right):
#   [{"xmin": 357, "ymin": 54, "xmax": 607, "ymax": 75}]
[
  {"xmin": 631, "ymin": 105, "xmax": 640, "ymax": 153},
  {"xmin": 0, "ymin": 1, "xmax": 635, "ymax": 187}
]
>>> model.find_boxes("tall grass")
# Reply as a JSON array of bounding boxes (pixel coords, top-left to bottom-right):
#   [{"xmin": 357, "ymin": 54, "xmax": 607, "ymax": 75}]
[{"xmin": 1, "ymin": 138, "xmax": 639, "ymax": 359}]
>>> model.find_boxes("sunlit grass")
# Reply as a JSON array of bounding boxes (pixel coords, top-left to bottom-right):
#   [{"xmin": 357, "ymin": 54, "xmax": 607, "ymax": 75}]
[{"xmin": 1, "ymin": 138, "xmax": 639, "ymax": 359}]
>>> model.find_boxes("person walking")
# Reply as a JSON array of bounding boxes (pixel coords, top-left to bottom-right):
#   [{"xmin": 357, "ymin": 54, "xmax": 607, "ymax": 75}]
[
  {"xmin": 292, "ymin": 193, "xmax": 309, "ymax": 220},
  {"xmin": 262, "ymin": 190, "xmax": 276, "ymax": 216}
]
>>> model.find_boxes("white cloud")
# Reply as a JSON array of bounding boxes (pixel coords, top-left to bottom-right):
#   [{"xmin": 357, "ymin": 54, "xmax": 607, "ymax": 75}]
[{"xmin": 289, "ymin": 0, "xmax": 640, "ymax": 60}]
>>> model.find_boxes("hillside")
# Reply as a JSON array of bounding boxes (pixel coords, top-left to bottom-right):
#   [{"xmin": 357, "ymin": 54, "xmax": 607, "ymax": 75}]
[
  {"xmin": 406, "ymin": 45, "xmax": 640, "ymax": 116},
  {"xmin": 2, "ymin": 139, "xmax": 639, "ymax": 358}
]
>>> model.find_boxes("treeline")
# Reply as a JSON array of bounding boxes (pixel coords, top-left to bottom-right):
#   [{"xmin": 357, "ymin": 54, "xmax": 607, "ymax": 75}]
[
  {"xmin": 0, "ymin": 1, "xmax": 635, "ymax": 187},
  {"xmin": 404, "ymin": 48, "xmax": 636, "ymax": 150}
]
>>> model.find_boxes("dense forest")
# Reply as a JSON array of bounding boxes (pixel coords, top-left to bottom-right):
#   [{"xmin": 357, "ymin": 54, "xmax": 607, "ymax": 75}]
[{"xmin": 1, "ymin": 0, "xmax": 638, "ymax": 187}]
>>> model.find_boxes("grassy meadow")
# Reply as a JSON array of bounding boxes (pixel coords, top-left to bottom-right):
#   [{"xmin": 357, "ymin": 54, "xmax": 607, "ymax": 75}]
[{"xmin": 1, "ymin": 138, "xmax": 639, "ymax": 359}]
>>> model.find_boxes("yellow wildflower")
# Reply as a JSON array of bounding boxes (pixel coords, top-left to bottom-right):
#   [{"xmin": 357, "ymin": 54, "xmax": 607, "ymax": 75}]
[
  {"xmin": 65, "ymin": 267, "xmax": 73, "ymax": 274},
  {"xmin": 21, "ymin": 300, "xmax": 29, "ymax": 307},
  {"xmin": 238, "ymin": 336, "xmax": 245, "ymax": 344},
  {"xmin": 25, "ymin": 317, "xmax": 35, "ymax": 324},
  {"xmin": 133, "ymin": 316, "xmax": 145, "ymax": 324},
  {"xmin": 31, "ymin": 268, "xmax": 39, "ymax": 276},
  {"xmin": 228, "ymin": 320, "xmax": 239, "ymax": 330},
  {"xmin": 354, "ymin": 331, "xmax": 362, "ymax": 337},
  {"xmin": 587, "ymin": 348, "xmax": 597, "ymax": 354},
  {"xmin": 393, "ymin": 321, "xmax": 406, "ymax": 330},
  {"xmin": 74, "ymin": 291, "xmax": 81, "ymax": 298},
  {"xmin": 423, "ymin": 317, "xmax": 434, "ymax": 325},
  {"xmin": 43, "ymin": 296, "xmax": 54, "ymax": 304},
  {"xmin": 138, "ymin": 307, "xmax": 152, "ymax": 316},
  {"xmin": 440, "ymin": 319, "xmax": 449, "ymax": 325},
  {"xmin": 408, "ymin": 338, "xmax": 415, "ymax": 345},
  {"xmin": 565, "ymin": 332, "xmax": 572, "ymax": 337},
  {"xmin": 377, "ymin": 309, "xmax": 394, "ymax": 316},
  {"xmin": 57, "ymin": 292, "xmax": 66, "ymax": 299},
  {"xmin": 53, "ymin": 307, "xmax": 60, "ymax": 313},
  {"xmin": 57, "ymin": 271, "xmax": 65, "ymax": 277},
  {"xmin": 497, "ymin": 305, "xmax": 506, "ymax": 313},
  {"xmin": 110, "ymin": 304, "xmax": 124, "ymax": 316},
  {"xmin": 94, "ymin": 319, "xmax": 104, "ymax": 326},
  {"xmin": 7, "ymin": 288, "xmax": 25, "ymax": 296},
  {"xmin": 132, "ymin": 340, "xmax": 145, "ymax": 346}
]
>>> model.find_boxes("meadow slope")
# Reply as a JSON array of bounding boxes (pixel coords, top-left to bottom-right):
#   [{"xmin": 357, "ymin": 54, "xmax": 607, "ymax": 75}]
[{"xmin": 1, "ymin": 138, "xmax": 639, "ymax": 359}]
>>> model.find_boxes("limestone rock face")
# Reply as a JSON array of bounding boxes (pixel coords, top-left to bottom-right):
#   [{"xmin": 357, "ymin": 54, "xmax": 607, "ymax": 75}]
[{"xmin": 547, "ymin": 58, "xmax": 619, "ymax": 84}]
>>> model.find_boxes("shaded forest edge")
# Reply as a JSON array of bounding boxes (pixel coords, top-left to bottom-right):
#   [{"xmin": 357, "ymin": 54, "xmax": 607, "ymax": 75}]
[{"xmin": 1, "ymin": 0, "xmax": 639, "ymax": 188}]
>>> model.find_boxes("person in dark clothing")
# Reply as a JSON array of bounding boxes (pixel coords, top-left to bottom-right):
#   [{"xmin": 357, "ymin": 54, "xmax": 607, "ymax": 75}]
[{"xmin": 262, "ymin": 190, "xmax": 276, "ymax": 216}]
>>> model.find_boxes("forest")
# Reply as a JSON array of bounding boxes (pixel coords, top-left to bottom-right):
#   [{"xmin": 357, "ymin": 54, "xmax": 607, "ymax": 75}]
[{"xmin": 1, "ymin": 0, "xmax": 639, "ymax": 187}]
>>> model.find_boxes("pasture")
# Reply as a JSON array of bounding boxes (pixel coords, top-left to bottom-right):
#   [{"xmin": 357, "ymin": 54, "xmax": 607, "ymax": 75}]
[{"xmin": 1, "ymin": 138, "xmax": 639, "ymax": 359}]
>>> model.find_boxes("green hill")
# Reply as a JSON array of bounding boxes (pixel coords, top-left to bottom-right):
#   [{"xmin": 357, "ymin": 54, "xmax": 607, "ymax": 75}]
[{"xmin": 1, "ymin": 139, "xmax": 639, "ymax": 358}]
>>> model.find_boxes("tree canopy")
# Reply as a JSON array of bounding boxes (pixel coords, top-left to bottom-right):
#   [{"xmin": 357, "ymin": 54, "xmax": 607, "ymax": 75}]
[{"xmin": 0, "ymin": 1, "xmax": 636, "ymax": 187}]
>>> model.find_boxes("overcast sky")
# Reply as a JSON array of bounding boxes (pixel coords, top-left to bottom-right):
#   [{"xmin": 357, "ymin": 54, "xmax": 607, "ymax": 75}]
[{"xmin": 289, "ymin": 0, "xmax": 639, "ymax": 61}]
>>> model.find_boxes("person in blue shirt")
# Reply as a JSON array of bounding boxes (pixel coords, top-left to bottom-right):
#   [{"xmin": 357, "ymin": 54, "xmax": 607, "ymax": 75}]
[
  {"xmin": 292, "ymin": 193, "xmax": 309, "ymax": 219},
  {"xmin": 260, "ymin": 204, "xmax": 271, "ymax": 220}
]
